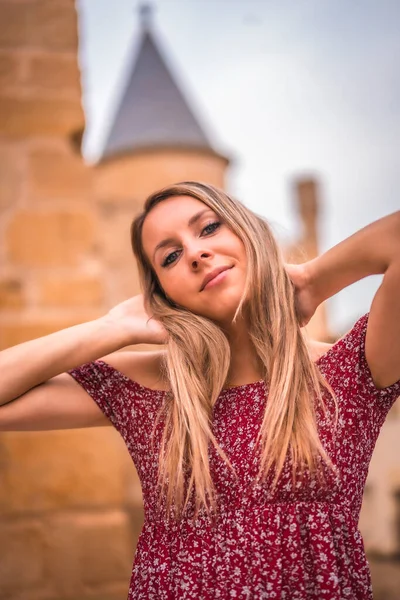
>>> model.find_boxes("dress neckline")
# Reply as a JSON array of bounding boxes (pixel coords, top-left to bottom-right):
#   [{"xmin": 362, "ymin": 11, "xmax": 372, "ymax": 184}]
[
  {"xmin": 221, "ymin": 379, "xmax": 265, "ymax": 392},
  {"xmin": 98, "ymin": 340, "xmax": 338, "ymax": 397}
]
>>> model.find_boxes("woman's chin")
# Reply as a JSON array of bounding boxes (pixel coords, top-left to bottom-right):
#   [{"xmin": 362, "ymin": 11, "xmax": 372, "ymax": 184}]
[
  {"xmin": 181, "ymin": 287, "xmax": 245, "ymax": 322},
  {"xmin": 207, "ymin": 301, "xmax": 245, "ymax": 326}
]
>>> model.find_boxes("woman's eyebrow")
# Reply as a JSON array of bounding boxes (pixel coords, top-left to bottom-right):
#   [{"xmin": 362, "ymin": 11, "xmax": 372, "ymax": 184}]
[
  {"xmin": 187, "ymin": 208, "xmax": 213, "ymax": 228},
  {"xmin": 152, "ymin": 209, "xmax": 214, "ymax": 261}
]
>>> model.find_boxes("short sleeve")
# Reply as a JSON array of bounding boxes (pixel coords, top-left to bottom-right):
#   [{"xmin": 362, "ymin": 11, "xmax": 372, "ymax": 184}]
[
  {"xmin": 355, "ymin": 313, "xmax": 400, "ymax": 411},
  {"xmin": 67, "ymin": 360, "xmax": 166, "ymax": 443},
  {"xmin": 68, "ymin": 360, "xmax": 123, "ymax": 429},
  {"xmin": 318, "ymin": 313, "xmax": 400, "ymax": 419}
]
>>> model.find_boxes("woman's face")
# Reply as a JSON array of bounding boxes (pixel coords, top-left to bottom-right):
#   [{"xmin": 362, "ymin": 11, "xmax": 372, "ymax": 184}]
[{"xmin": 142, "ymin": 195, "xmax": 248, "ymax": 324}]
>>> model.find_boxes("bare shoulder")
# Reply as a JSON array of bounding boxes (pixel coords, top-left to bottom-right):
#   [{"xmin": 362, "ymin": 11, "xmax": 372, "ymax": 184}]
[
  {"xmin": 100, "ymin": 349, "xmax": 169, "ymax": 391},
  {"xmin": 307, "ymin": 339, "xmax": 334, "ymax": 362}
]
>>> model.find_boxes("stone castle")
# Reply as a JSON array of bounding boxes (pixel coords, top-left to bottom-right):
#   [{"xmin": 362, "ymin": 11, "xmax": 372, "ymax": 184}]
[{"xmin": 0, "ymin": 1, "xmax": 399, "ymax": 598}]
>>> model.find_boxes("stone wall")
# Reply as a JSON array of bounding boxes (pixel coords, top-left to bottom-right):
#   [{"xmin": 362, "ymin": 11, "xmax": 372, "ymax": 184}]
[{"xmin": 0, "ymin": 2, "xmax": 141, "ymax": 598}]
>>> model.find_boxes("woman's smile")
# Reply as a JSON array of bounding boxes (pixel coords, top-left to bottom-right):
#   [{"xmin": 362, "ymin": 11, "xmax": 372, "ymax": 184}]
[{"xmin": 201, "ymin": 266, "xmax": 233, "ymax": 291}]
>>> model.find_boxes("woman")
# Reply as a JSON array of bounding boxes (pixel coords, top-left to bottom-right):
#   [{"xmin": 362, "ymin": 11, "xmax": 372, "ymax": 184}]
[{"xmin": 0, "ymin": 182, "xmax": 399, "ymax": 599}]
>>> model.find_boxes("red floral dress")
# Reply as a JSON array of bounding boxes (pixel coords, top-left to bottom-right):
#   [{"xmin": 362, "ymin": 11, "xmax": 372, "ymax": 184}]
[{"xmin": 69, "ymin": 314, "xmax": 400, "ymax": 599}]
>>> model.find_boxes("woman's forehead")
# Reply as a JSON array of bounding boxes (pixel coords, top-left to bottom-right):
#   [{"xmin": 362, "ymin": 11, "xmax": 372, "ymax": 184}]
[
  {"xmin": 143, "ymin": 196, "xmax": 212, "ymax": 236},
  {"xmin": 141, "ymin": 196, "xmax": 214, "ymax": 259}
]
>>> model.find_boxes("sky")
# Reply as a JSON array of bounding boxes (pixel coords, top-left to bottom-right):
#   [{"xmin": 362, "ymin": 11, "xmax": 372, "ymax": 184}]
[{"xmin": 76, "ymin": 0, "xmax": 400, "ymax": 334}]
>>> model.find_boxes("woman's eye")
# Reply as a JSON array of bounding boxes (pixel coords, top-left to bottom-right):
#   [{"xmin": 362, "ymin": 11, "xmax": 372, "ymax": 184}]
[
  {"xmin": 201, "ymin": 221, "xmax": 221, "ymax": 235},
  {"xmin": 162, "ymin": 250, "xmax": 180, "ymax": 267},
  {"xmin": 161, "ymin": 222, "xmax": 220, "ymax": 267}
]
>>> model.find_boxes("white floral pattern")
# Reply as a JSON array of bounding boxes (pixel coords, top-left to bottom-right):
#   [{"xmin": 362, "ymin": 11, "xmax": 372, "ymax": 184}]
[{"xmin": 69, "ymin": 314, "xmax": 400, "ymax": 599}]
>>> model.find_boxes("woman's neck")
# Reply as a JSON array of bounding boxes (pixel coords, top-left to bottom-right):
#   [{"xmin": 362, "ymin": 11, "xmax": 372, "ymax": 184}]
[{"xmin": 223, "ymin": 319, "xmax": 264, "ymax": 387}]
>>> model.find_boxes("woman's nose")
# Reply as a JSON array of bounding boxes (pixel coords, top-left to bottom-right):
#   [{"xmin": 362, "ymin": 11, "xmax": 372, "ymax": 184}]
[{"xmin": 190, "ymin": 248, "xmax": 212, "ymax": 269}]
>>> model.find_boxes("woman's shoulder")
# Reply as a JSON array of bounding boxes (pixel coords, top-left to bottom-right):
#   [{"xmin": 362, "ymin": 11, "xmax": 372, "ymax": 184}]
[
  {"xmin": 99, "ymin": 348, "xmax": 170, "ymax": 392},
  {"xmin": 307, "ymin": 339, "xmax": 334, "ymax": 362}
]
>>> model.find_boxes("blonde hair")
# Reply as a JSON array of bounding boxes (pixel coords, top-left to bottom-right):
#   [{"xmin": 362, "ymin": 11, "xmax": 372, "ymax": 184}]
[{"xmin": 131, "ymin": 182, "xmax": 336, "ymax": 518}]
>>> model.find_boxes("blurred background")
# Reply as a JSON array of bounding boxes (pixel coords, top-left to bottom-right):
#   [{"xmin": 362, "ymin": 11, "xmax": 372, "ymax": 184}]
[{"xmin": 0, "ymin": 0, "xmax": 399, "ymax": 598}]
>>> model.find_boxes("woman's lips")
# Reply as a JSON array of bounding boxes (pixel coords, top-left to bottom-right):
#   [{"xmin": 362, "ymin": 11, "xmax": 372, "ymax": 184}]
[{"xmin": 203, "ymin": 267, "xmax": 232, "ymax": 290}]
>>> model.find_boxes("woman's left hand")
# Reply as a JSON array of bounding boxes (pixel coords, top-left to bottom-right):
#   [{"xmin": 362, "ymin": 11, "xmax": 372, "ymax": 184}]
[{"xmin": 285, "ymin": 262, "xmax": 318, "ymax": 327}]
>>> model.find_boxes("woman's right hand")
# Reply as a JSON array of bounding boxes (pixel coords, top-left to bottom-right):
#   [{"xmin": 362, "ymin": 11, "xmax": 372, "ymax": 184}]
[
  {"xmin": 285, "ymin": 263, "xmax": 319, "ymax": 327},
  {"xmin": 106, "ymin": 294, "xmax": 168, "ymax": 346},
  {"xmin": 0, "ymin": 293, "xmax": 168, "ymax": 427}
]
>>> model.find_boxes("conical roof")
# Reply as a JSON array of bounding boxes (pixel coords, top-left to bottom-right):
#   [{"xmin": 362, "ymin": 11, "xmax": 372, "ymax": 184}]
[{"xmin": 100, "ymin": 19, "xmax": 220, "ymax": 161}]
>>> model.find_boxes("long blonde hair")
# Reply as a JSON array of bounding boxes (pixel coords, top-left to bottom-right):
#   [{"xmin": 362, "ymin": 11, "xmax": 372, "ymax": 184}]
[{"xmin": 131, "ymin": 182, "xmax": 335, "ymax": 517}]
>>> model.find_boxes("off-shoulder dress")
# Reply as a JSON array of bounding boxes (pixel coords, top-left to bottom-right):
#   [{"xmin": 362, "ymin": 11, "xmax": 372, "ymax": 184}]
[{"xmin": 68, "ymin": 314, "xmax": 400, "ymax": 599}]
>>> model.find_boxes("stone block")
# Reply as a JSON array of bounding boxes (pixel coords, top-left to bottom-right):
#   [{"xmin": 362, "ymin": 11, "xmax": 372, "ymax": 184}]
[
  {"xmin": 29, "ymin": 0, "xmax": 79, "ymax": 52},
  {"xmin": 0, "ymin": 520, "xmax": 45, "ymax": 596},
  {"xmin": 38, "ymin": 276, "xmax": 104, "ymax": 308},
  {"xmin": 98, "ymin": 206, "xmax": 137, "ymax": 266},
  {"xmin": 1, "ymin": 588, "xmax": 55, "ymax": 600},
  {"xmin": 369, "ymin": 558, "xmax": 400, "ymax": 600},
  {"xmin": 28, "ymin": 147, "xmax": 91, "ymax": 201},
  {"xmin": 0, "ymin": 278, "xmax": 25, "ymax": 308},
  {"xmin": 0, "ymin": 428, "xmax": 138, "ymax": 513},
  {"xmin": 77, "ymin": 511, "xmax": 134, "ymax": 585},
  {"xmin": 38, "ymin": 514, "xmax": 88, "ymax": 598},
  {"xmin": 0, "ymin": 95, "xmax": 85, "ymax": 137},
  {"xmin": 0, "ymin": 144, "xmax": 23, "ymax": 210},
  {"xmin": 84, "ymin": 584, "xmax": 132, "ymax": 600},
  {"xmin": 0, "ymin": 2, "xmax": 30, "ymax": 49},
  {"xmin": 0, "ymin": 316, "xmax": 88, "ymax": 350},
  {"xmin": 6, "ymin": 209, "xmax": 95, "ymax": 267},
  {"xmin": 0, "ymin": 51, "xmax": 23, "ymax": 87},
  {"xmin": 0, "ymin": 1, "xmax": 79, "ymax": 52},
  {"xmin": 40, "ymin": 511, "xmax": 134, "ymax": 595},
  {"xmin": 104, "ymin": 267, "xmax": 142, "ymax": 309},
  {"xmin": 26, "ymin": 54, "xmax": 81, "ymax": 95}
]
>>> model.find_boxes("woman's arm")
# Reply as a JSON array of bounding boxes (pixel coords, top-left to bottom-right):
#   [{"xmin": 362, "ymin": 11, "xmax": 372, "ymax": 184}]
[
  {"xmin": 0, "ymin": 295, "xmax": 167, "ymax": 430},
  {"xmin": 287, "ymin": 211, "xmax": 400, "ymax": 387},
  {"xmin": 0, "ymin": 318, "xmax": 132, "ymax": 408}
]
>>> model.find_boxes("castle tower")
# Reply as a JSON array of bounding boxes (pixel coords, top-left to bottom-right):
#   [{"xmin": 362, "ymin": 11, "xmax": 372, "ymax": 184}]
[
  {"xmin": 94, "ymin": 5, "xmax": 230, "ymax": 306},
  {"xmin": 285, "ymin": 178, "xmax": 330, "ymax": 341}
]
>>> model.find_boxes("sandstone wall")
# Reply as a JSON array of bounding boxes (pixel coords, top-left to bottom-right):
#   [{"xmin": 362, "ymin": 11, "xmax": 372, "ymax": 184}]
[{"xmin": 0, "ymin": 2, "xmax": 140, "ymax": 598}]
